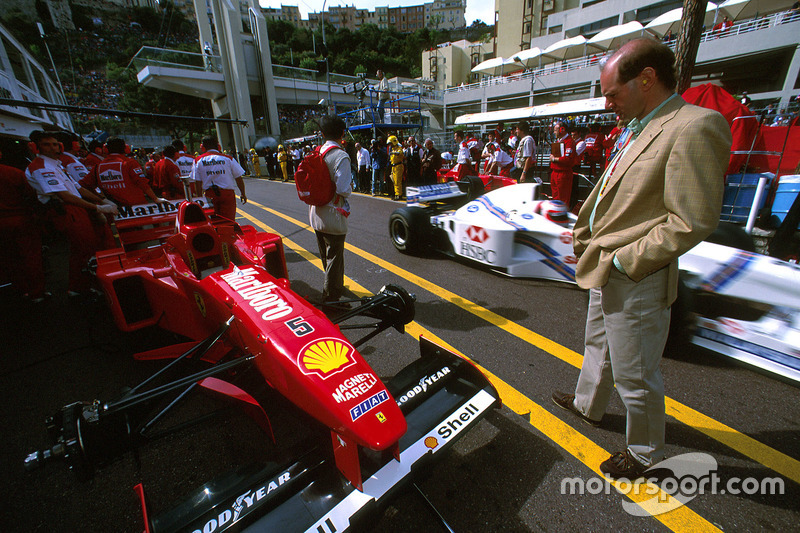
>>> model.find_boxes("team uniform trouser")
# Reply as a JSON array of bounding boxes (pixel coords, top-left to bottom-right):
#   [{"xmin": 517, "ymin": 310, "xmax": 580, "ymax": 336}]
[
  {"xmin": 391, "ymin": 164, "xmax": 404, "ymax": 198},
  {"xmin": 280, "ymin": 162, "xmax": 288, "ymax": 181},
  {"xmin": 315, "ymin": 231, "xmax": 346, "ymax": 300},
  {"xmin": 573, "ymin": 267, "xmax": 670, "ymax": 466},
  {"xmin": 0, "ymin": 214, "xmax": 45, "ymax": 297},
  {"xmin": 550, "ymin": 169, "xmax": 574, "ymax": 205},
  {"xmin": 455, "ymin": 163, "xmax": 476, "ymax": 180},
  {"xmin": 204, "ymin": 187, "xmax": 237, "ymax": 221},
  {"xmin": 51, "ymin": 204, "xmax": 104, "ymax": 293}
]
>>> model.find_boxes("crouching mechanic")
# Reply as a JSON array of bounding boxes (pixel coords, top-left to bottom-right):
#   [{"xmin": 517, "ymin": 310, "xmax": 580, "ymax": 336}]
[
  {"xmin": 81, "ymin": 137, "xmax": 164, "ymax": 207},
  {"xmin": 309, "ymin": 115, "xmax": 352, "ymax": 304},
  {"xmin": 26, "ymin": 130, "xmax": 117, "ymax": 296},
  {"xmin": 192, "ymin": 136, "xmax": 247, "ymax": 220}
]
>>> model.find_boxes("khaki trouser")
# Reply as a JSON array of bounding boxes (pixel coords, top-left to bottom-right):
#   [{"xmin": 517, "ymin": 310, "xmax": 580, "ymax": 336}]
[{"xmin": 573, "ymin": 266, "xmax": 670, "ymax": 466}]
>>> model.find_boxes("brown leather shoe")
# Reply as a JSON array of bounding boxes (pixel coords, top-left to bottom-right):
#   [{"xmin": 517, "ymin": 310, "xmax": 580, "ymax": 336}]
[
  {"xmin": 552, "ymin": 391, "xmax": 601, "ymax": 427},
  {"xmin": 600, "ymin": 450, "xmax": 647, "ymax": 480}
]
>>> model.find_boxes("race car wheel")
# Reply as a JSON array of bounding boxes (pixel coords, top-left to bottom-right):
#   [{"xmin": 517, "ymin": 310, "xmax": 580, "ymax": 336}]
[
  {"xmin": 389, "ymin": 207, "xmax": 430, "ymax": 254},
  {"xmin": 378, "ymin": 283, "xmax": 416, "ymax": 325},
  {"xmin": 458, "ymin": 176, "xmax": 486, "ymax": 202}
]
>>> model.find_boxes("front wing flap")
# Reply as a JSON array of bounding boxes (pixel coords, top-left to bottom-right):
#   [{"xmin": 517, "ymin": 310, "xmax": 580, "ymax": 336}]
[{"xmin": 150, "ymin": 337, "xmax": 500, "ymax": 533}]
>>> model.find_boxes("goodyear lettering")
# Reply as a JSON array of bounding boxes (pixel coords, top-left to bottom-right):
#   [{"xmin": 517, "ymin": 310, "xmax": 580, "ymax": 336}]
[
  {"xmin": 332, "ymin": 373, "xmax": 378, "ymax": 403},
  {"xmin": 193, "ymin": 471, "xmax": 290, "ymax": 533},
  {"xmin": 459, "ymin": 241, "xmax": 497, "ymax": 263},
  {"xmin": 350, "ymin": 390, "xmax": 389, "ymax": 421},
  {"xmin": 220, "ymin": 268, "xmax": 292, "ymax": 320},
  {"xmin": 436, "ymin": 402, "xmax": 479, "ymax": 440},
  {"xmin": 397, "ymin": 366, "xmax": 450, "ymax": 406}
]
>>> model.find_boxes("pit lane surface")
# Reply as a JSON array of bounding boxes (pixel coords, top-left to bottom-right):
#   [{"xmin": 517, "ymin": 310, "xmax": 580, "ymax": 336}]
[{"xmin": 3, "ymin": 176, "xmax": 799, "ymax": 532}]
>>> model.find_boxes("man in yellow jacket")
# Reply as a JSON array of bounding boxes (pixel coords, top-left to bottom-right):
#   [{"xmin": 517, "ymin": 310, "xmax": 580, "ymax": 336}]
[{"xmin": 388, "ymin": 135, "xmax": 405, "ymax": 200}]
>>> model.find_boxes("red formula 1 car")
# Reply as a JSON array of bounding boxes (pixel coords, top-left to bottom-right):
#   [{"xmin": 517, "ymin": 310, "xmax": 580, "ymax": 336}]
[{"xmin": 25, "ymin": 200, "xmax": 499, "ymax": 532}]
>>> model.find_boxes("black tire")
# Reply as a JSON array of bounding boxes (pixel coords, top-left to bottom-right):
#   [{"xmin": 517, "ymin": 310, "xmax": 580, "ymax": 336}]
[
  {"xmin": 706, "ymin": 222, "xmax": 756, "ymax": 252},
  {"xmin": 457, "ymin": 175, "xmax": 486, "ymax": 202},
  {"xmin": 389, "ymin": 207, "xmax": 430, "ymax": 254}
]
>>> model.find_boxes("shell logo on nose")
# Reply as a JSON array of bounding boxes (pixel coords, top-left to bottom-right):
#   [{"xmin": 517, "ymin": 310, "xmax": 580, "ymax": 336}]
[{"xmin": 299, "ymin": 338, "xmax": 355, "ymax": 379}]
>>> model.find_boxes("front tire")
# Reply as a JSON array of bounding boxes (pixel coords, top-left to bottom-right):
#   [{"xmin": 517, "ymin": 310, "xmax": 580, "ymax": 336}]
[{"xmin": 389, "ymin": 207, "xmax": 430, "ymax": 254}]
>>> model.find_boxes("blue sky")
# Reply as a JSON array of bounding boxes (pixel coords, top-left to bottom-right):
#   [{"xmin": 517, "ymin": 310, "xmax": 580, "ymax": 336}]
[{"xmin": 258, "ymin": 1, "xmax": 494, "ymax": 26}]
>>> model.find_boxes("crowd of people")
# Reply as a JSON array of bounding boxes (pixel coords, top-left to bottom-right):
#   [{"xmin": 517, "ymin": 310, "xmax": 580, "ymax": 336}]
[{"xmin": 0, "ymin": 130, "xmax": 252, "ymax": 303}]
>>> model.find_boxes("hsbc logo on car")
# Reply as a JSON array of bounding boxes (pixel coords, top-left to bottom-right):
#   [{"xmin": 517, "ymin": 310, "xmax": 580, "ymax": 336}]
[{"xmin": 466, "ymin": 225, "xmax": 488, "ymax": 243}]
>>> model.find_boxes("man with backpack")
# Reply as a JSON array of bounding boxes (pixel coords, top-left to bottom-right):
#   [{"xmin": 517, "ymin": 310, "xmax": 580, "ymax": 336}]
[{"xmin": 307, "ymin": 115, "xmax": 353, "ymax": 305}]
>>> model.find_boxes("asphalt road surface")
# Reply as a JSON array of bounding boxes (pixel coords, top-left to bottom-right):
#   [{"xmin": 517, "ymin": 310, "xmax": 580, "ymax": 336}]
[{"xmin": 2, "ymin": 176, "xmax": 799, "ymax": 532}]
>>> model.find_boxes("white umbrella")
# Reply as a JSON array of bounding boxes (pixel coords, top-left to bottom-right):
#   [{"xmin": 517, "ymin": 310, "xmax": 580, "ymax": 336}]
[
  {"xmin": 542, "ymin": 36, "xmax": 589, "ymax": 63},
  {"xmin": 586, "ymin": 21, "xmax": 645, "ymax": 50},
  {"xmin": 471, "ymin": 56, "xmax": 521, "ymax": 76},
  {"xmin": 717, "ymin": 0, "xmax": 795, "ymax": 20},
  {"xmin": 644, "ymin": 4, "xmax": 719, "ymax": 37},
  {"xmin": 510, "ymin": 47, "xmax": 544, "ymax": 69}
]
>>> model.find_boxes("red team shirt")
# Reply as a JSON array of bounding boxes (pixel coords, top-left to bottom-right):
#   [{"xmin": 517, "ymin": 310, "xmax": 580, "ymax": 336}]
[
  {"xmin": 153, "ymin": 157, "xmax": 184, "ymax": 198},
  {"xmin": 81, "ymin": 153, "xmax": 150, "ymax": 206}
]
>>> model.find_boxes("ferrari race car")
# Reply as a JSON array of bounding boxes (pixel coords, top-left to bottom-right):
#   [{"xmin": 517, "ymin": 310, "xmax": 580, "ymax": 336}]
[
  {"xmin": 24, "ymin": 199, "xmax": 500, "ymax": 532},
  {"xmin": 389, "ymin": 182, "xmax": 800, "ymax": 385}
]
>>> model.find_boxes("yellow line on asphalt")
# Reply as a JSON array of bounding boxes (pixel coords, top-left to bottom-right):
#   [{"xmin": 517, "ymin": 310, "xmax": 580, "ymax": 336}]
[
  {"xmin": 240, "ymin": 201, "xmax": 800, "ymax": 487},
  {"xmin": 236, "ymin": 208, "xmax": 721, "ymax": 531}
]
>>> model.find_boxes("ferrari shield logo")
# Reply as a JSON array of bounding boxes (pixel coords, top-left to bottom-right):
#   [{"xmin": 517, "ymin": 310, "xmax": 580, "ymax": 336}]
[
  {"xmin": 194, "ymin": 292, "xmax": 206, "ymax": 317},
  {"xmin": 376, "ymin": 412, "xmax": 386, "ymax": 423}
]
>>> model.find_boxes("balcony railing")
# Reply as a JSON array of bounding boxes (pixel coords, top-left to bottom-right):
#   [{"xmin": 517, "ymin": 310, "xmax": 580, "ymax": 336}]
[{"xmin": 446, "ymin": 9, "xmax": 800, "ymax": 95}]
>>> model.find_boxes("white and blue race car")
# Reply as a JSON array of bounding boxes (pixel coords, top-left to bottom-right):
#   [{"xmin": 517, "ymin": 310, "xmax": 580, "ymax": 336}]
[{"xmin": 389, "ymin": 182, "xmax": 800, "ymax": 385}]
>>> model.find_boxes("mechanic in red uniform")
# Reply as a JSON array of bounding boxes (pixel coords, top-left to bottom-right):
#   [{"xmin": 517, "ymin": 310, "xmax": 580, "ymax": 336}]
[
  {"xmin": 58, "ymin": 136, "xmax": 91, "ymax": 185},
  {"xmin": 549, "ymin": 120, "xmax": 577, "ymax": 205},
  {"xmin": 0, "ymin": 147, "xmax": 47, "ymax": 301},
  {"xmin": 581, "ymin": 122, "xmax": 606, "ymax": 178},
  {"xmin": 81, "ymin": 137, "xmax": 164, "ymax": 206},
  {"xmin": 452, "ymin": 130, "xmax": 476, "ymax": 179},
  {"xmin": 191, "ymin": 135, "xmax": 247, "ymax": 220},
  {"xmin": 144, "ymin": 151, "xmax": 161, "ymax": 187},
  {"xmin": 81, "ymin": 140, "xmax": 105, "ymax": 173},
  {"xmin": 26, "ymin": 130, "xmax": 117, "ymax": 296},
  {"xmin": 153, "ymin": 145, "xmax": 185, "ymax": 199}
]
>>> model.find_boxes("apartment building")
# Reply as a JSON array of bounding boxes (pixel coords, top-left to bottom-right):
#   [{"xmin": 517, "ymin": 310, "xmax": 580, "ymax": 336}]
[
  {"xmin": 435, "ymin": 0, "xmax": 799, "ymax": 129},
  {"xmin": 422, "ymin": 39, "xmax": 494, "ymax": 91}
]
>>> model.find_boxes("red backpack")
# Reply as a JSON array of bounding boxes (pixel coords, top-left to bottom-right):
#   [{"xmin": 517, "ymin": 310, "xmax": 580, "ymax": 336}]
[{"xmin": 294, "ymin": 145, "xmax": 340, "ymax": 206}]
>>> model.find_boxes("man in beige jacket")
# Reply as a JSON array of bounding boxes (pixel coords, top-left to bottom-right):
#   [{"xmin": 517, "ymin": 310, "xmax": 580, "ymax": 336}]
[{"xmin": 553, "ymin": 38, "xmax": 732, "ymax": 479}]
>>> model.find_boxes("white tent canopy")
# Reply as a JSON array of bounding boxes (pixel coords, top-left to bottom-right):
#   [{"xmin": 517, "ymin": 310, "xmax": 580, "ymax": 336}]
[
  {"xmin": 587, "ymin": 21, "xmax": 645, "ymax": 50},
  {"xmin": 542, "ymin": 36, "xmax": 589, "ymax": 63},
  {"xmin": 471, "ymin": 56, "xmax": 521, "ymax": 76},
  {"xmin": 717, "ymin": 0, "xmax": 796, "ymax": 20},
  {"xmin": 644, "ymin": 4, "xmax": 719, "ymax": 37},
  {"xmin": 510, "ymin": 47, "xmax": 544, "ymax": 69},
  {"xmin": 454, "ymin": 97, "xmax": 609, "ymax": 125}
]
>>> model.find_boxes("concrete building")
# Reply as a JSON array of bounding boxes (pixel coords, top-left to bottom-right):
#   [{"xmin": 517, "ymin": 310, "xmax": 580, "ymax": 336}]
[
  {"xmin": 296, "ymin": 0, "xmax": 466, "ymax": 33},
  {"xmin": 433, "ymin": 0, "xmax": 800, "ymax": 130},
  {"xmin": 0, "ymin": 22, "xmax": 73, "ymax": 139},
  {"xmin": 422, "ymin": 39, "xmax": 493, "ymax": 91}
]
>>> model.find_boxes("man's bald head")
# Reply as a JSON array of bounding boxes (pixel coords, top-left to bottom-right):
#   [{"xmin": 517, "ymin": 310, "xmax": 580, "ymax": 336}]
[{"xmin": 603, "ymin": 38, "xmax": 677, "ymax": 91}]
